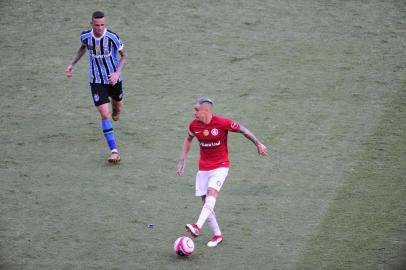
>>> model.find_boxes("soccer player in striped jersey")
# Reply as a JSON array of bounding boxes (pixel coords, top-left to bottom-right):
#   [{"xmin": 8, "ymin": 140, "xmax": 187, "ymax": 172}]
[
  {"xmin": 65, "ymin": 11, "xmax": 127, "ymax": 163},
  {"xmin": 177, "ymin": 97, "xmax": 267, "ymax": 247}
]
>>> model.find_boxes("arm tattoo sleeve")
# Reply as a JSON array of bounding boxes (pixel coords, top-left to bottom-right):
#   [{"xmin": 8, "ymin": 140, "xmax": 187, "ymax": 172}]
[{"xmin": 239, "ymin": 125, "xmax": 260, "ymax": 145}]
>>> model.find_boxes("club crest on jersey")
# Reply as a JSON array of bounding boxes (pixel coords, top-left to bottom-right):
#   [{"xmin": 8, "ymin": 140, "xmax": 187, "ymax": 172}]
[
  {"xmin": 211, "ymin": 128, "xmax": 219, "ymax": 136},
  {"xmin": 203, "ymin": 130, "xmax": 210, "ymax": 136},
  {"xmin": 93, "ymin": 94, "xmax": 99, "ymax": 102}
]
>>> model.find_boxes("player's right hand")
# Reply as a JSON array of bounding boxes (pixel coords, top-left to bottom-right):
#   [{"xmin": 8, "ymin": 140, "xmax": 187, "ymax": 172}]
[
  {"xmin": 65, "ymin": 64, "xmax": 74, "ymax": 78},
  {"xmin": 177, "ymin": 160, "xmax": 186, "ymax": 176}
]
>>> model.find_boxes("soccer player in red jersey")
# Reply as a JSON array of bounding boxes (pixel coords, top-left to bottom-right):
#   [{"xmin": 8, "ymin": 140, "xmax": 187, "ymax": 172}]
[{"xmin": 177, "ymin": 97, "xmax": 267, "ymax": 247}]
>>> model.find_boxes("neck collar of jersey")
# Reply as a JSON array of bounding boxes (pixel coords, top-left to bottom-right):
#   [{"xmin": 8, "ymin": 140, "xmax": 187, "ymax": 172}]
[{"xmin": 91, "ymin": 28, "xmax": 107, "ymax": 40}]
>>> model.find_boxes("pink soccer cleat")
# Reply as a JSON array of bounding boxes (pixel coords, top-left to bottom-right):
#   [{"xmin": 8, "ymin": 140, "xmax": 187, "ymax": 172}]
[
  {"xmin": 185, "ymin": 224, "xmax": 201, "ymax": 238},
  {"xmin": 207, "ymin": 235, "xmax": 223, "ymax": 247}
]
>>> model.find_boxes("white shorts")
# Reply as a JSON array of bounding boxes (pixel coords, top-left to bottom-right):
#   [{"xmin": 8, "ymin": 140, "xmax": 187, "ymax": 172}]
[{"xmin": 195, "ymin": 167, "xmax": 229, "ymax": 196}]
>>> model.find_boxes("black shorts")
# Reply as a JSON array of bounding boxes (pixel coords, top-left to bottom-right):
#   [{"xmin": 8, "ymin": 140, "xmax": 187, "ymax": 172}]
[{"xmin": 90, "ymin": 81, "xmax": 124, "ymax": 106}]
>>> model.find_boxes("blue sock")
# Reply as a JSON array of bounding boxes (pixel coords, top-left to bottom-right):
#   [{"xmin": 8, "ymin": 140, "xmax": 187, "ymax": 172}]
[{"xmin": 101, "ymin": 119, "xmax": 117, "ymax": 152}]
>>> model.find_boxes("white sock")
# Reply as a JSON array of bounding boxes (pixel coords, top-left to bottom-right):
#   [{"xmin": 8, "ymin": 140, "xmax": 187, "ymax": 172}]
[
  {"xmin": 196, "ymin": 196, "xmax": 216, "ymax": 229},
  {"xmin": 207, "ymin": 212, "xmax": 222, "ymax": 236}
]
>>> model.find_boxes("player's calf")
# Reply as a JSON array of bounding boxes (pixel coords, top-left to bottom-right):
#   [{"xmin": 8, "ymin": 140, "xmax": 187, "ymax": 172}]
[{"xmin": 112, "ymin": 108, "xmax": 120, "ymax": 121}]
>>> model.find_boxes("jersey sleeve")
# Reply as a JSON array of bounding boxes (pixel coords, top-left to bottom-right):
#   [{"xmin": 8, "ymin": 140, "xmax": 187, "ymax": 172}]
[
  {"xmin": 188, "ymin": 122, "xmax": 195, "ymax": 137},
  {"xmin": 80, "ymin": 35, "xmax": 87, "ymax": 47},
  {"xmin": 224, "ymin": 118, "xmax": 240, "ymax": 132},
  {"xmin": 111, "ymin": 33, "xmax": 124, "ymax": 51}
]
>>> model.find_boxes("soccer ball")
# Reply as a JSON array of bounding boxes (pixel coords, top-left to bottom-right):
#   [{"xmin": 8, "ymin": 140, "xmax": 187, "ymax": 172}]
[{"xmin": 173, "ymin": 236, "xmax": 195, "ymax": 256}]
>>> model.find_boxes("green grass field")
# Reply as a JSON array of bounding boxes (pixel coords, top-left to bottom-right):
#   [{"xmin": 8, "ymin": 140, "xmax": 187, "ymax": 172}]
[{"xmin": 1, "ymin": 0, "xmax": 405, "ymax": 269}]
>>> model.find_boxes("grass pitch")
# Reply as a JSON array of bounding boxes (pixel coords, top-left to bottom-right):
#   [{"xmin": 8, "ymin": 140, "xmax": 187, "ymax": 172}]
[{"xmin": 1, "ymin": 0, "xmax": 405, "ymax": 269}]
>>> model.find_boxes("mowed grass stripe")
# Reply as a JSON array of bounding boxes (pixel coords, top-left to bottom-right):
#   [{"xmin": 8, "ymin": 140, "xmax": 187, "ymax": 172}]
[{"xmin": 297, "ymin": 86, "xmax": 406, "ymax": 270}]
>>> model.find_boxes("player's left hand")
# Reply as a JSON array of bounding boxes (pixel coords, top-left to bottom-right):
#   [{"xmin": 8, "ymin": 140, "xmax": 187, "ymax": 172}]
[
  {"xmin": 108, "ymin": 72, "xmax": 120, "ymax": 85},
  {"xmin": 256, "ymin": 143, "xmax": 268, "ymax": 156}
]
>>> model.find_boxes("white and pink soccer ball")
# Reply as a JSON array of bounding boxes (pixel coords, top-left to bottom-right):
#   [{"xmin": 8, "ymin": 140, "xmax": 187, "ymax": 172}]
[{"xmin": 173, "ymin": 236, "xmax": 195, "ymax": 256}]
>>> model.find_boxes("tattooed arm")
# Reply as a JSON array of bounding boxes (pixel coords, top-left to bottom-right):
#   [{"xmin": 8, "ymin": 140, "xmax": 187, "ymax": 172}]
[
  {"xmin": 177, "ymin": 133, "xmax": 195, "ymax": 176},
  {"xmin": 238, "ymin": 125, "xmax": 268, "ymax": 156},
  {"xmin": 108, "ymin": 47, "xmax": 127, "ymax": 85},
  {"xmin": 65, "ymin": 45, "xmax": 86, "ymax": 78}
]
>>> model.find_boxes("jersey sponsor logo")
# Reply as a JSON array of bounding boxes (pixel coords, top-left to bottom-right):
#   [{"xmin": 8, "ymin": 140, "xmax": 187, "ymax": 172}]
[
  {"xmin": 211, "ymin": 128, "xmax": 219, "ymax": 136},
  {"xmin": 231, "ymin": 122, "xmax": 238, "ymax": 129},
  {"xmin": 91, "ymin": 52, "xmax": 112, "ymax": 59},
  {"xmin": 203, "ymin": 129, "xmax": 209, "ymax": 136},
  {"xmin": 200, "ymin": 140, "xmax": 221, "ymax": 148}
]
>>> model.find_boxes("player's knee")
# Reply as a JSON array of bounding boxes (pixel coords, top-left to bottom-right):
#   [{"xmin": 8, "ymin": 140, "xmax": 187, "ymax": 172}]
[
  {"xmin": 100, "ymin": 112, "xmax": 111, "ymax": 120},
  {"xmin": 97, "ymin": 103, "xmax": 111, "ymax": 120},
  {"xmin": 207, "ymin": 188, "xmax": 219, "ymax": 198}
]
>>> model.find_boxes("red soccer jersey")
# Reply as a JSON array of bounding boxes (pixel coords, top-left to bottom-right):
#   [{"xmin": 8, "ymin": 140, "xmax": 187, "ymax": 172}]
[{"xmin": 189, "ymin": 115, "xmax": 240, "ymax": 171}]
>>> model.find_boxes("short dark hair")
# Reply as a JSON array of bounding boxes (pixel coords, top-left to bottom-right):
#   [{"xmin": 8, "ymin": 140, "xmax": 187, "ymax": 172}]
[{"xmin": 92, "ymin": 11, "xmax": 105, "ymax": 19}]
